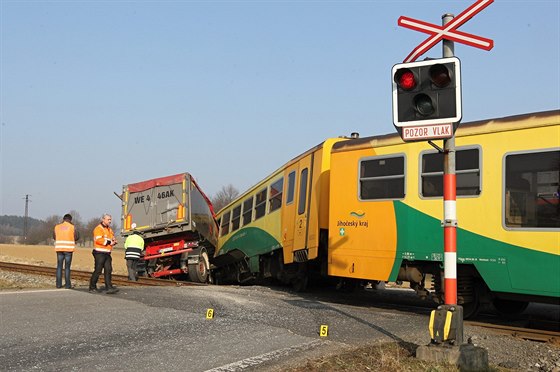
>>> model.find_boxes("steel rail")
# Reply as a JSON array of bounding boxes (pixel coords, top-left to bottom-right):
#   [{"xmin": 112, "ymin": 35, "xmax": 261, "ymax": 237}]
[
  {"xmin": 466, "ymin": 320, "xmax": 560, "ymax": 345},
  {"xmin": 0, "ymin": 261, "xmax": 202, "ymax": 287}
]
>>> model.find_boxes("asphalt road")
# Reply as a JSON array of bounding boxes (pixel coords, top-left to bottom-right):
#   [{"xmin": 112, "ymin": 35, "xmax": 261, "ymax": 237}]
[
  {"xmin": 2, "ymin": 284, "xmax": 558, "ymax": 371},
  {"xmin": 0, "ymin": 285, "xmax": 434, "ymax": 371}
]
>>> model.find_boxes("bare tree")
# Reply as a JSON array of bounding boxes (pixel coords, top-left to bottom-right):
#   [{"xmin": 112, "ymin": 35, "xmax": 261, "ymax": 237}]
[
  {"xmin": 84, "ymin": 217, "xmax": 101, "ymax": 246},
  {"xmin": 211, "ymin": 184, "xmax": 239, "ymax": 212},
  {"xmin": 26, "ymin": 215, "xmax": 60, "ymax": 245}
]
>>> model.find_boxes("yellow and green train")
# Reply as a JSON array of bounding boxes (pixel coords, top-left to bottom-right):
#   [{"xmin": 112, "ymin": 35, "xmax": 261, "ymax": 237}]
[{"xmin": 213, "ymin": 110, "xmax": 559, "ymax": 317}]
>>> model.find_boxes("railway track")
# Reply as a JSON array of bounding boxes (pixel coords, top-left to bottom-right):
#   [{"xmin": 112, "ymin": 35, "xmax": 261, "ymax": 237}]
[
  {"xmin": 0, "ymin": 261, "xmax": 202, "ymax": 288},
  {"xmin": 466, "ymin": 320, "xmax": 560, "ymax": 345}
]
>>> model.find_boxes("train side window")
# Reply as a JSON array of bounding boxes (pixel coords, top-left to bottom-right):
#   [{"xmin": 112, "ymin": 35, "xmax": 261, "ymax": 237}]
[
  {"xmin": 504, "ymin": 150, "xmax": 559, "ymax": 229},
  {"xmin": 286, "ymin": 171, "xmax": 296, "ymax": 205},
  {"xmin": 242, "ymin": 196, "xmax": 254, "ymax": 226},
  {"xmin": 359, "ymin": 156, "xmax": 405, "ymax": 200},
  {"xmin": 269, "ymin": 178, "xmax": 283, "ymax": 213},
  {"xmin": 231, "ymin": 205, "xmax": 241, "ymax": 231},
  {"xmin": 421, "ymin": 148, "xmax": 481, "ymax": 197},
  {"xmin": 255, "ymin": 188, "xmax": 267, "ymax": 220},
  {"xmin": 298, "ymin": 168, "xmax": 309, "ymax": 214},
  {"xmin": 220, "ymin": 211, "xmax": 231, "ymax": 236}
]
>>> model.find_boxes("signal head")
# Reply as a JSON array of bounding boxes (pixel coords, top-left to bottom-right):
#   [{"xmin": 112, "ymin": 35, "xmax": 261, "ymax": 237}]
[
  {"xmin": 395, "ymin": 68, "xmax": 417, "ymax": 91},
  {"xmin": 391, "ymin": 57, "xmax": 462, "ymax": 129}
]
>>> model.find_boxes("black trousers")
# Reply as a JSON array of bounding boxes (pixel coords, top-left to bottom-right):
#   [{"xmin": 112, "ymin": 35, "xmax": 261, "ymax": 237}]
[
  {"xmin": 90, "ymin": 251, "xmax": 113, "ymax": 289},
  {"xmin": 126, "ymin": 259, "xmax": 139, "ymax": 281}
]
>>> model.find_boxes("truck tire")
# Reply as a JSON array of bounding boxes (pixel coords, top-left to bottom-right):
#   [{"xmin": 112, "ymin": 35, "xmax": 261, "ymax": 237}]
[{"xmin": 189, "ymin": 249, "xmax": 209, "ymax": 283}]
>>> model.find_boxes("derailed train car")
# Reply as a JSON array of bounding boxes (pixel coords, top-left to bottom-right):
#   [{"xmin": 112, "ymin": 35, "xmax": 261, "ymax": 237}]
[
  {"xmin": 212, "ymin": 137, "xmax": 347, "ymax": 289},
  {"xmin": 120, "ymin": 173, "xmax": 218, "ymax": 282},
  {"xmin": 214, "ymin": 110, "xmax": 559, "ymax": 317}
]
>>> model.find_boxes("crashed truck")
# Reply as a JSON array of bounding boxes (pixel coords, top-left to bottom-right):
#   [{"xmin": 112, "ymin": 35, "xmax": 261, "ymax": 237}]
[{"xmin": 120, "ymin": 173, "xmax": 219, "ymax": 282}]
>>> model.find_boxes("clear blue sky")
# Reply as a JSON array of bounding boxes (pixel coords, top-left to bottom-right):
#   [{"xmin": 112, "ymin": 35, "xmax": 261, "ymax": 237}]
[{"xmin": 1, "ymin": 0, "xmax": 559, "ymax": 224}]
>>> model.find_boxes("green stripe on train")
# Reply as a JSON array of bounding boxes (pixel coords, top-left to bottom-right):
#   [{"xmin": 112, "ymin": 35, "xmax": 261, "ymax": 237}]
[
  {"xmin": 219, "ymin": 227, "xmax": 281, "ymax": 259},
  {"xmin": 390, "ymin": 201, "xmax": 559, "ymax": 297}
]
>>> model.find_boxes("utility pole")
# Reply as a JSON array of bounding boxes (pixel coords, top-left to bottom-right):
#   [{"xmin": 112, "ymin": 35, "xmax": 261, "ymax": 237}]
[
  {"xmin": 442, "ymin": 13, "xmax": 458, "ymax": 311},
  {"xmin": 395, "ymin": 1, "xmax": 493, "ymax": 368},
  {"xmin": 23, "ymin": 194, "xmax": 31, "ymax": 244}
]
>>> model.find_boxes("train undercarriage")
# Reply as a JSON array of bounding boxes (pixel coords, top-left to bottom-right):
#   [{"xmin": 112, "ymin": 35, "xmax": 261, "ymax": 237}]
[
  {"xmin": 386, "ymin": 261, "xmax": 536, "ymax": 319},
  {"xmin": 210, "ymin": 250, "xmax": 544, "ymax": 319}
]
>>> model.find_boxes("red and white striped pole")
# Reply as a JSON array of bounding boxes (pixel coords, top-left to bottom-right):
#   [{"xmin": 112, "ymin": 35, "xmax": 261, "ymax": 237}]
[
  {"xmin": 443, "ymin": 173, "xmax": 457, "ymax": 304},
  {"xmin": 442, "ymin": 13, "xmax": 458, "ymax": 306}
]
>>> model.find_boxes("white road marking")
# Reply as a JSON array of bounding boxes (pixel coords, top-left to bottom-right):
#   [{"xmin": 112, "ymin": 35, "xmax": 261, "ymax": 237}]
[{"xmin": 206, "ymin": 339, "xmax": 325, "ymax": 371}]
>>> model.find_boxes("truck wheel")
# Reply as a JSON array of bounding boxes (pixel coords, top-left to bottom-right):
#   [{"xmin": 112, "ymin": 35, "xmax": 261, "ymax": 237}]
[
  {"xmin": 189, "ymin": 249, "xmax": 209, "ymax": 283},
  {"xmin": 146, "ymin": 262, "xmax": 156, "ymax": 278}
]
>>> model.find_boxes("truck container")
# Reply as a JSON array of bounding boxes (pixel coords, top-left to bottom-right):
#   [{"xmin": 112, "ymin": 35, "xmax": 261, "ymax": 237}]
[{"xmin": 121, "ymin": 173, "xmax": 218, "ymax": 282}]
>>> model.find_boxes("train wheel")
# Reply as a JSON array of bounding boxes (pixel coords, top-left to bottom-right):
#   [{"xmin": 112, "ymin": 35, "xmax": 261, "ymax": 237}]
[
  {"xmin": 458, "ymin": 273, "xmax": 483, "ymax": 319},
  {"xmin": 492, "ymin": 299, "xmax": 529, "ymax": 318},
  {"xmin": 292, "ymin": 275, "xmax": 308, "ymax": 292},
  {"xmin": 462, "ymin": 299, "xmax": 480, "ymax": 319},
  {"xmin": 188, "ymin": 249, "xmax": 209, "ymax": 283},
  {"xmin": 336, "ymin": 279, "xmax": 359, "ymax": 293}
]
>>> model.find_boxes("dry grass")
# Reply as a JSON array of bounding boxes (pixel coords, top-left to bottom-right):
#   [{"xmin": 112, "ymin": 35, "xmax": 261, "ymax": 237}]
[{"xmin": 288, "ymin": 342, "xmax": 466, "ymax": 372}]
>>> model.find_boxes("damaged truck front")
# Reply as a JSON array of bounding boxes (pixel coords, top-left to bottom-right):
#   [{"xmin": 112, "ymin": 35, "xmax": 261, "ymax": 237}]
[{"xmin": 121, "ymin": 173, "xmax": 218, "ymax": 282}]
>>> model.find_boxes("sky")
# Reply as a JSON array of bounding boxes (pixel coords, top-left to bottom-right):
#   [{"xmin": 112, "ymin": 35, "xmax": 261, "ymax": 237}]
[{"xmin": 1, "ymin": 0, "xmax": 559, "ymax": 225}]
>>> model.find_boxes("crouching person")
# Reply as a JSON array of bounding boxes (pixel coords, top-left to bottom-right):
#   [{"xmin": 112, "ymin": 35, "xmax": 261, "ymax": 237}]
[{"xmin": 124, "ymin": 225, "xmax": 144, "ymax": 281}]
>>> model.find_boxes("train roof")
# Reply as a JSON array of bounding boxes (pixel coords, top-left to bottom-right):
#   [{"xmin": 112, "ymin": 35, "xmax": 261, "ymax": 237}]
[
  {"xmin": 332, "ymin": 109, "xmax": 560, "ymax": 153},
  {"xmin": 216, "ymin": 137, "xmax": 348, "ymax": 214},
  {"xmin": 217, "ymin": 110, "xmax": 559, "ymax": 214}
]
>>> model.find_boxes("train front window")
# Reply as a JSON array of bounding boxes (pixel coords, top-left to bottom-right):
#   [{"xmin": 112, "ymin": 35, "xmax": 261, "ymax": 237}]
[
  {"xmin": 359, "ymin": 156, "xmax": 405, "ymax": 200},
  {"xmin": 421, "ymin": 148, "xmax": 481, "ymax": 197},
  {"xmin": 504, "ymin": 150, "xmax": 559, "ymax": 229}
]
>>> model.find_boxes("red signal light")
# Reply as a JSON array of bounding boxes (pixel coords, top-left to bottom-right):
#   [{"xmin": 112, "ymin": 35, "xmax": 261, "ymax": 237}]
[{"xmin": 396, "ymin": 69, "xmax": 416, "ymax": 91}]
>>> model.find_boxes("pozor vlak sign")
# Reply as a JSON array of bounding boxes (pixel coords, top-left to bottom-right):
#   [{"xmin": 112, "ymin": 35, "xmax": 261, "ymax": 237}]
[{"xmin": 391, "ymin": 57, "xmax": 461, "ymax": 141}]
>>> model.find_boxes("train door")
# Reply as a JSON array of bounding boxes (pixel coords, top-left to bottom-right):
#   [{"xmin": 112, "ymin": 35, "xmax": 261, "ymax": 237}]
[
  {"xmin": 281, "ymin": 155, "xmax": 312, "ymax": 263},
  {"xmin": 281, "ymin": 163, "xmax": 298, "ymax": 261}
]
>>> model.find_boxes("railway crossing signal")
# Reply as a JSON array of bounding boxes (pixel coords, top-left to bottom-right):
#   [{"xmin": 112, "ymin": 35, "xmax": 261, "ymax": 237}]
[
  {"xmin": 392, "ymin": 57, "xmax": 462, "ymax": 128},
  {"xmin": 394, "ymin": 1, "xmax": 493, "ymax": 365}
]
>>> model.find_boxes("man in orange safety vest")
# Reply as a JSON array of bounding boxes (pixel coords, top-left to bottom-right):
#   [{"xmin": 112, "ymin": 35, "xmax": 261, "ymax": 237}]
[
  {"xmin": 89, "ymin": 214, "xmax": 118, "ymax": 294},
  {"xmin": 53, "ymin": 214, "xmax": 80, "ymax": 289}
]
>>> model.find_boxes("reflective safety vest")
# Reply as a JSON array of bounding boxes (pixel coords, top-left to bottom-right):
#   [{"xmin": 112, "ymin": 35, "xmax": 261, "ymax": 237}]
[
  {"xmin": 54, "ymin": 221, "xmax": 76, "ymax": 252},
  {"xmin": 124, "ymin": 234, "xmax": 145, "ymax": 259},
  {"xmin": 93, "ymin": 223, "xmax": 115, "ymax": 253}
]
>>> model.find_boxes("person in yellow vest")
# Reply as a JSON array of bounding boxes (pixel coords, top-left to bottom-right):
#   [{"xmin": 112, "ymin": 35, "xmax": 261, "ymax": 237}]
[
  {"xmin": 89, "ymin": 213, "xmax": 118, "ymax": 294},
  {"xmin": 53, "ymin": 214, "xmax": 80, "ymax": 289},
  {"xmin": 124, "ymin": 224, "xmax": 145, "ymax": 281}
]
